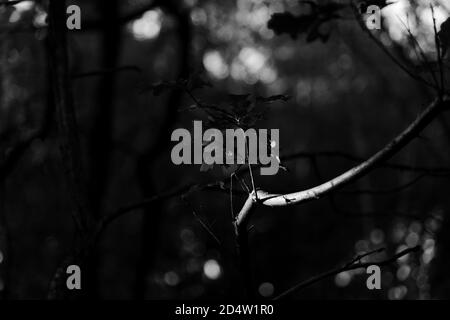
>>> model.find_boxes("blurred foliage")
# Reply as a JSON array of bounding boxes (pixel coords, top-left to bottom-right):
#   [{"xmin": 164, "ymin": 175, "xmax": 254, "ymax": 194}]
[{"xmin": 268, "ymin": 1, "xmax": 346, "ymax": 42}]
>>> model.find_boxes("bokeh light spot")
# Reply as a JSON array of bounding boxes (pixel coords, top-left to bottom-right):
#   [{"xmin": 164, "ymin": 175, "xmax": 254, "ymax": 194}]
[
  {"xmin": 370, "ymin": 229, "xmax": 385, "ymax": 245},
  {"xmin": 388, "ymin": 285, "xmax": 408, "ymax": 300},
  {"xmin": 335, "ymin": 271, "xmax": 352, "ymax": 287},
  {"xmin": 203, "ymin": 259, "xmax": 222, "ymax": 280},
  {"xmin": 239, "ymin": 47, "xmax": 266, "ymax": 75},
  {"xmin": 164, "ymin": 271, "xmax": 180, "ymax": 286},
  {"xmin": 258, "ymin": 282, "xmax": 274, "ymax": 297},
  {"xmin": 397, "ymin": 265, "xmax": 411, "ymax": 281},
  {"xmin": 131, "ymin": 10, "xmax": 163, "ymax": 40},
  {"xmin": 405, "ymin": 232, "xmax": 419, "ymax": 247},
  {"xmin": 203, "ymin": 51, "xmax": 229, "ymax": 79}
]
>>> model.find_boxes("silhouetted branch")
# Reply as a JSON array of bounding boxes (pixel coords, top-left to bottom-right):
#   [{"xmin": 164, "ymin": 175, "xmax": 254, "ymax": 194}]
[
  {"xmin": 274, "ymin": 245, "xmax": 421, "ymax": 300},
  {"xmin": 252, "ymin": 150, "xmax": 450, "ymax": 177},
  {"xmin": 257, "ymin": 97, "xmax": 449, "ymax": 207},
  {"xmin": 233, "ymin": 194, "xmax": 256, "ymax": 298},
  {"xmin": 431, "ymin": 4, "xmax": 445, "ymax": 93},
  {"xmin": 101, "ymin": 146, "xmax": 450, "ymax": 232},
  {"xmin": 0, "ymin": 0, "xmax": 26, "ymax": 6},
  {"xmin": 98, "ymin": 181, "xmax": 232, "ymax": 233}
]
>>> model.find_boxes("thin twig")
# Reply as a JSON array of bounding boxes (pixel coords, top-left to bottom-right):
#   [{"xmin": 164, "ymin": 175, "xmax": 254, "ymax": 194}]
[
  {"xmin": 181, "ymin": 196, "xmax": 222, "ymax": 246},
  {"xmin": 0, "ymin": 0, "xmax": 26, "ymax": 6},
  {"xmin": 397, "ymin": 15, "xmax": 439, "ymax": 90},
  {"xmin": 274, "ymin": 246, "xmax": 420, "ymax": 300},
  {"xmin": 234, "ymin": 171, "xmax": 250, "ymax": 193},
  {"xmin": 283, "ymin": 150, "xmax": 450, "ymax": 175},
  {"xmin": 345, "ymin": 247, "xmax": 386, "ymax": 267},
  {"xmin": 233, "ymin": 194, "xmax": 257, "ymax": 298},
  {"xmin": 230, "ymin": 174, "xmax": 235, "ymax": 220},
  {"xmin": 431, "ymin": 4, "xmax": 445, "ymax": 94},
  {"xmin": 248, "ymin": 163, "xmax": 257, "ymax": 196}
]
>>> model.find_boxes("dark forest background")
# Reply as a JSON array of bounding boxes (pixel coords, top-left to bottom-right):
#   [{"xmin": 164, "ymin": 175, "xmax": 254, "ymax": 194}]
[{"xmin": 1, "ymin": 0, "xmax": 450, "ymax": 300}]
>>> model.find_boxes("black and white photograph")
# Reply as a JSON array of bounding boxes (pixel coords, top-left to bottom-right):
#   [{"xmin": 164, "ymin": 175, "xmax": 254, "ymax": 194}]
[{"xmin": 1, "ymin": 0, "xmax": 450, "ymax": 310}]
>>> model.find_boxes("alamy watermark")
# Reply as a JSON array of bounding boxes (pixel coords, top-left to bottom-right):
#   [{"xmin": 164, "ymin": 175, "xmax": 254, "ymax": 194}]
[
  {"xmin": 171, "ymin": 121, "xmax": 280, "ymax": 176},
  {"xmin": 362, "ymin": 5, "xmax": 382, "ymax": 30},
  {"xmin": 66, "ymin": 5, "xmax": 81, "ymax": 30}
]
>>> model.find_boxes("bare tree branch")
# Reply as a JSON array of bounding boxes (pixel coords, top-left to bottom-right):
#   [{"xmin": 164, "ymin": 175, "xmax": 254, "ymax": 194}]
[
  {"xmin": 431, "ymin": 4, "xmax": 445, "ymax": 93},
  {"xmin": 247, "ymin": 150, "xmax": 450, "ymax": 177},
  {"xmin": 256, "ymin": 98, "xmax": 449, "ymax": 207},
  {"xmin": 233, "ymin": 194, "xmax": 256, "ymax": 298},
  {"xmin": 100, "ymin": 143, "xmax": 450, "ymax": 232},
  {"xmin": 0, "ymin": 0, "xmax": 26, "ymax": 6},
  {"xmin": 274, "ymin": 245, "xmax": 421, "ymax": 300},
  {"xmin": 97, "ymin": 181, "xmax": 235, "ymax": 233}
]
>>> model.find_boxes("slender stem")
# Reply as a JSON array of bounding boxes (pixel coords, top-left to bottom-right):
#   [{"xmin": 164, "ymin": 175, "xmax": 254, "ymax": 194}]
[
  {"xmin": 233, "ymin": 194, "xmax": 256, "ymax": 298},
  {"xmin": 431, "ymin": 5, "xmax": 445, "ymax": 94},
  {"xmin": 274, "ymin": 246, "xmax": 420, "ymax": 300},
  {"xmin": 397, "ymin": 15, "xmax": 439, "ymax": 91},
  {"xmin": 0, "ymin": 0, "xmax": 25, "ymax": 5},
  {"xmin": 257, "ymin": 97, "xmax": 449, "ymax": 207}
]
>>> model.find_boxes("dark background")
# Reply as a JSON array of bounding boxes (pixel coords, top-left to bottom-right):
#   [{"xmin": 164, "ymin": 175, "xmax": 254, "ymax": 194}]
[{"xmin": 0, "ymin": 0, "xmax": 450, "ymax": 300}]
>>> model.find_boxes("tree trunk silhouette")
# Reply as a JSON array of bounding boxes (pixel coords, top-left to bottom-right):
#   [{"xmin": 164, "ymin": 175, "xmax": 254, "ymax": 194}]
[
  {"xmin": 47, "ymin": 0, "xmax": 94, "ymax": 299},
  {"xmin": 134, "ymin": 1, "xmax": 191, "ymax": 299},
  {"xmin": 85, "ymin": 0, "xmax": 122, "ymax": 298}
]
